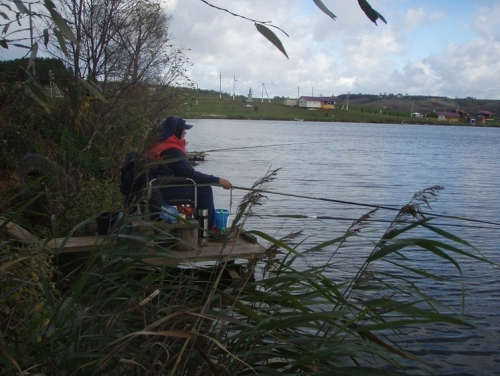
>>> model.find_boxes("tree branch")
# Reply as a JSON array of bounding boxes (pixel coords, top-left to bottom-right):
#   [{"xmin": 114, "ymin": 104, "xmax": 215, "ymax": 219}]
[{"xmin": 198, "ymin": 0, "xmax": 289, "ymax": 37}]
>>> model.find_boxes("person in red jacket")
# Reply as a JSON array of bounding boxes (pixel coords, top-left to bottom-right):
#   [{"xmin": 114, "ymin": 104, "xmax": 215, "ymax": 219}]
[{"xmin": 147, "ymin": 116, "xmax": 232, "ymax": 230}]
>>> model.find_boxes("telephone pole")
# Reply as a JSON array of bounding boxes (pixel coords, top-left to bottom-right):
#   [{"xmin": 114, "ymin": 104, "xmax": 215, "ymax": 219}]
[
  {"xmin": 233, "ymin": 76, "xmax": 237, "ymax": 100},
  {"xmin": 219, "ymin": 73, "xmax": 222, "ymax": 100}
]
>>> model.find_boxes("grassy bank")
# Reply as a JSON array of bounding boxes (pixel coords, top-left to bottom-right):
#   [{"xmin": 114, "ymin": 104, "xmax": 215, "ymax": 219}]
[
  {"xmin": 177, "ymin": 93, "xmax": 500, "ymax": 126},
  {"xmin": 178, "ymin": 95, "xmax": 422, "ymax": 123}
]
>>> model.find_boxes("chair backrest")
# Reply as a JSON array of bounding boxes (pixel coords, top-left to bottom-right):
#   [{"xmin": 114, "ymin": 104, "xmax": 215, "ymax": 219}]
[{"xmin": 119, "ymin": 152, "xmax": 198, "ymax": 219}]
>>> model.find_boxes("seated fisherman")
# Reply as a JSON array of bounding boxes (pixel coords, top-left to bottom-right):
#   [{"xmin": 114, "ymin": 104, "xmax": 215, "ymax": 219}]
[{"xmin": 146, "ymin": 116, "xmax": 233, "ymax": 230}]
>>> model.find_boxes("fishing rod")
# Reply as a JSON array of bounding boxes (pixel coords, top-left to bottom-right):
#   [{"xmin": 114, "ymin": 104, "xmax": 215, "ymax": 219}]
[
  {"xmin": 233, "ymin": 186, "xmax": 500, "ymax": 228},
  {"xmin": 248, "ymin": 213, "xmax": 500, "ymax": 231},
  {"xmin": 201, "ymin": 141, "xmax": 331, "ymax": 153}
]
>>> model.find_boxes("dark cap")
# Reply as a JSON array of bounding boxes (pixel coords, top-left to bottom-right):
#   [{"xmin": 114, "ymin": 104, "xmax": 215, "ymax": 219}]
[{"xmin": 160, "ymin": 116, "xmax": 193, "ymax": 139}]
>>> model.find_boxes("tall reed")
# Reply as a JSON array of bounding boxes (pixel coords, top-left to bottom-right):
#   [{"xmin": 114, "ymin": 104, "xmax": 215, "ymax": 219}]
[{"xmin": 0, "ymin": 172, "xmax": 491, "ymax": 375}]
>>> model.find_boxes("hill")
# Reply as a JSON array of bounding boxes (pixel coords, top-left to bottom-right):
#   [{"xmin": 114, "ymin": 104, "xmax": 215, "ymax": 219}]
[{"xmin": 335, "ymin": 93, "xmax": 500, "ymax": 116}]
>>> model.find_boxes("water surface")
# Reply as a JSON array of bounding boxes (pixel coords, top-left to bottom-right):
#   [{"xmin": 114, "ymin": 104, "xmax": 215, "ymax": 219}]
[{"xmin": 187, "ymin": 119, "xmax": 500, "ymax": 375}]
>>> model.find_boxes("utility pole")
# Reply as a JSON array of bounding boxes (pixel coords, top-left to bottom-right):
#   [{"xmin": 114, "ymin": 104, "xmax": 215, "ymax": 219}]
[
  {"xmin": 233, "ymin": 76, "xmax": 237, "ymax": 100},
  {"xmin": 263, "ymin": 83, "xmax": 271, "ymax": 103},
  {"xmin": 262, "ymin": 83, "xmax": 264, "ymax": 103},
  {"xmin": 219, "ymin": 73, "xmax": 222, "ymax": 100},
  {"xmin": 297, "ymin": 86, "xmax": 300, "ymax": 100},
  {"xmin": 312, "ymin": 87, "xmax": 314, "ymax": 96}
]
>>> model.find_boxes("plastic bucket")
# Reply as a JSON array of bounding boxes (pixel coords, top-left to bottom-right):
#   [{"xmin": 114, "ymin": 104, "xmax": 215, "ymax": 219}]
[{"xmin": 214, "ymin": 209, "xmax": 230, "ymax": 232}]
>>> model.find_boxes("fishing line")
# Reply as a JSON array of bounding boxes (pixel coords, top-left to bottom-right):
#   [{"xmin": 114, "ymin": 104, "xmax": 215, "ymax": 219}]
[
  {"xmin": 248, "ymin": 214, "xmax": 500, "ymax": 231},
  {"xmin": 233, "ymin": 186, "xmax": 500, "ymax": 228},
  {"xmin": 201, "ymin": 141, "xmax": 331, "ymax": 153}
]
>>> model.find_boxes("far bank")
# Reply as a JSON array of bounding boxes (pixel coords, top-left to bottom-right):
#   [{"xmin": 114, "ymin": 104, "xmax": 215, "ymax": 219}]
[{"xmin": 177, "ymin": 96, "xmax": 499, "ymax": 127}]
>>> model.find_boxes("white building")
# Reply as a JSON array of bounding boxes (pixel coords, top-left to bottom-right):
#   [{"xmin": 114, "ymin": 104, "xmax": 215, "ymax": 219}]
[
  {"xmin": 284, "ymin": 98, "xmax": 298, "ymax": 106},
  {"xmin": 298, "ymin": 96, "xmax": 336, "ymax": 109}
]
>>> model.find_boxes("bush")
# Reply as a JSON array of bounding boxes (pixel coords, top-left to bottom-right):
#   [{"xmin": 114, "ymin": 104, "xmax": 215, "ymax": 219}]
[{"xmin": 0, "ymin": 238, "xmax": 59, "ymax": 370}]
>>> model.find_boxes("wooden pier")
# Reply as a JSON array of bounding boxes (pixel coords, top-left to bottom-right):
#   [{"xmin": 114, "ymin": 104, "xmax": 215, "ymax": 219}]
[{"xmin": 1, "ymin": 217, "xmax": 270, "ymax": 267}]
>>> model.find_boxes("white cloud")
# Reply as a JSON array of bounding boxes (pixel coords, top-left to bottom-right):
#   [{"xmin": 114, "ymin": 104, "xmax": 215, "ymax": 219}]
[
  {"xmin": 2, "ymin": 0, "xmax": 498, "ymax": 100},
  {"xmin": 473, "ymin": 2, "xmax": 500, "ymax": 40},
  {"xmin": 404, "ymin": 7, "xmax": 426, "ymax": 32},
  {"xmin": 167, "ymin": 1, "xmax": 498, "ymax": 99}
]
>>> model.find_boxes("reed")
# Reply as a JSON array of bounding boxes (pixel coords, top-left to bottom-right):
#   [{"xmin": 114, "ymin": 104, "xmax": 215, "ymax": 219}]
[{"xmin": 0, "ymin": 171, "xmax": 492, "ymax": 375}]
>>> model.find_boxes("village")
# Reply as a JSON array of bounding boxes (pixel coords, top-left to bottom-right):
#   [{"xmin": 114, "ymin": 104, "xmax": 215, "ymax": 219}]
[{"xmin": 281, "ymin": 95, "xmax": 497, "ymax": 125}]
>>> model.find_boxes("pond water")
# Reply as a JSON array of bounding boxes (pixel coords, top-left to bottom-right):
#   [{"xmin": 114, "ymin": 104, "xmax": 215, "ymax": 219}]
[{"xmin": 186, "ymin": 119, "xmax": 500, "ymax": 375}]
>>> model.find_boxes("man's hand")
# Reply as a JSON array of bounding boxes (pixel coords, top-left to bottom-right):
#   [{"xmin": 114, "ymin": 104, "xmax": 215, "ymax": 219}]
[{"xmin": 219, "ymin": 178, "xmax": 233, "ymax": 190}]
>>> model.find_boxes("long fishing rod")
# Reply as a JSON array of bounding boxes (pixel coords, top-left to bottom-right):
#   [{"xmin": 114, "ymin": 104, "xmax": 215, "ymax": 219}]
[
  {"xmin": 233, "ymin": 186, "xmax": 500, "ymax": 228},
  {"xmin": 249, "ymin": 213, "xmax": 500, "ymax": 231},
  {"xmin": 201, "ymin": 141, "xmax": 331, "ymax": 153}
]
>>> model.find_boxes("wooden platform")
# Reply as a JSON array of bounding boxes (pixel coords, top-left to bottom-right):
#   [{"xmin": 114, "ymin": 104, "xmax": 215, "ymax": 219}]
[
  {"xmin": 142, "ymin": 236, "xmax": 268, "ymax": 265},
  {"xmin": 1, "ymin": 217, "xmax": 270, "ymax": 266}
]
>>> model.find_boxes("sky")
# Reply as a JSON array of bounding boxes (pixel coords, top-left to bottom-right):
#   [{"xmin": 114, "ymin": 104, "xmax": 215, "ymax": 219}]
[
  {"xmin": 164, "ymin": 0, "xmax": 500, "ymax": 100},
  {"xmin": 1, "ymin": 0, "xmax": 498, "ymax": 100}
]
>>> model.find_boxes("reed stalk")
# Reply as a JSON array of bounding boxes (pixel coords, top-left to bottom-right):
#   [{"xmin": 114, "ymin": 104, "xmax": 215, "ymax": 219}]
[{"xmin": 0, "ymin": 173, "xmax": 492, "ymax": 375}]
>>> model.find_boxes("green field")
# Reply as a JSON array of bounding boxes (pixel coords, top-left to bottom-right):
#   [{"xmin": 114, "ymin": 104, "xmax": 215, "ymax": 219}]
[
  {"xmin": 176, "ymin": 94, "xmax": 418, "ymax": 123},
  {"xmin": 176, "ymin": 94, "xmax": 464, "ymax": 126},
  {"xmin": 175, "ymin": 91, "xmax": 500, "ymax": 126}
]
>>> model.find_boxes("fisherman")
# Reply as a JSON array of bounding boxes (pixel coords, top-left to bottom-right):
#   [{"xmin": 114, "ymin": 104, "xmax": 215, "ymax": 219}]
[{"xmin": 146, "ymin": 116, "xmax": 233, "ymax": 230}]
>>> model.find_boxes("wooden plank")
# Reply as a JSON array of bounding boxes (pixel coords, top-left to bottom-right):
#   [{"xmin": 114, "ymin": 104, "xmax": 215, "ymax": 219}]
[
  {"xmin": 2, "ymin": 217, "xmax": 119, "ymax": 253},
  {"xmin": 130, "ymin": 219, "xmax": 198, "ymax": 229},
  {"xmin": 144, "ymin": 237, "xmax": 269, "ymax": 266},
  {"xmin": 2, "ymin": 216, "xmax": 271, "ymax": 265},
  {"xmin": 0, "ymin": 217, "xmax": 38, "ymax": 241},
  {"xmin": 45, "ymin": 236, "xmax": 115, "ymax": 253}
]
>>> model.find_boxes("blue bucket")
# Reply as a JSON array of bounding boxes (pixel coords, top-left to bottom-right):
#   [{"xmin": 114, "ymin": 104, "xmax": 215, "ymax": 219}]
[{"xmin": 214, "ymin": 209, "xmax": 230, "ymax": 232}]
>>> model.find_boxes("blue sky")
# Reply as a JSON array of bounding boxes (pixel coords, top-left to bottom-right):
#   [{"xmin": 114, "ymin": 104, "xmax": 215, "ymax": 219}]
[{"xmin": 1, "ymin": 0, "xmax": 498, "ymax": 100}]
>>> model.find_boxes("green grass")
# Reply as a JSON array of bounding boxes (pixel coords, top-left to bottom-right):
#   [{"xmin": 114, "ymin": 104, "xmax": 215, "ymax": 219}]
[
  {"xmin": 178, "ymin": 95, "xmax": 414, "ymax": 123},
  {"xmin": 176, "ymin": 94, "xmax": 500, "ymax": 126}
]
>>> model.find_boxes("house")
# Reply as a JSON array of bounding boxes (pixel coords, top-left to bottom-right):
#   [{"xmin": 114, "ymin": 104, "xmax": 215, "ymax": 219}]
[
  {"xmin": 476, "ymin": 110, "xmax": 495, "ymax": 119},
  {"xmin": 431, "ymin": 111, "xmax": 459, "ymax": 122},
  {"xmin": 298, "ymin": 96, "xmax": 336, "ymax": 110},
  {"xmin": 283, "ymin": 98, "xmax": 298, "ymax": 107},
  {"xmin": 451, "ymin": 108, "xmax": 469, "ymax": 119},
  {"xmin": 476, "ymin": 110, "xmax": 495, "ymax": 118},
  {"xmin": 475, "ymin": 110, "xmax": 495, "ymax": 125}
]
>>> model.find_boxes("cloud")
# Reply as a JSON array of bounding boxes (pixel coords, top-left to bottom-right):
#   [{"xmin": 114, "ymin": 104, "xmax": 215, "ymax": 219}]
[
  {"xmin": 473, "ymin": 2, "xmax": 500, "ymax": 40},
  {"xmin": 404, "ymin": 7, "xmax": 426, "ymax": 32},
  {"xmin": 167, "ymin": 1, "xmax": 499, "ymax": 99},
  {"xmin": 423, "ymin": 37, "xmax": 500, "ymax": 99},
  {"xmin": 387, "ymin": 1, "xmax": 500, "ymax": 99},
  {"xmin": 2, "ymin": 0, "xmax": 497, "ymax": 100}
]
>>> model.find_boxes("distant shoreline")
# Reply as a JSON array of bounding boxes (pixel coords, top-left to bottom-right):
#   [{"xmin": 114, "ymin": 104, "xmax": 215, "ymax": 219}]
[
  {"xmin": 187, "ymin": 114, "xmax": 500, "ymax": 128},
  {"xmin": 178, "ymin": 96, "xmax": 499, "ymax": 127}
]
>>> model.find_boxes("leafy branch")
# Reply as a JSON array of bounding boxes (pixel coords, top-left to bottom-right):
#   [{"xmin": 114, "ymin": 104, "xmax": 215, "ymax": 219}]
[{"xmin": 199, "ymin": 0, "xmax": 387, "ymax": 59}]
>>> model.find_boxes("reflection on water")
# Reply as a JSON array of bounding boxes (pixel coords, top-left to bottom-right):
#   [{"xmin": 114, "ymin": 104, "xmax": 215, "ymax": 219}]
[{"xmin": 188, "ymin": 119, "xmax": 500, "ymax": 375}]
